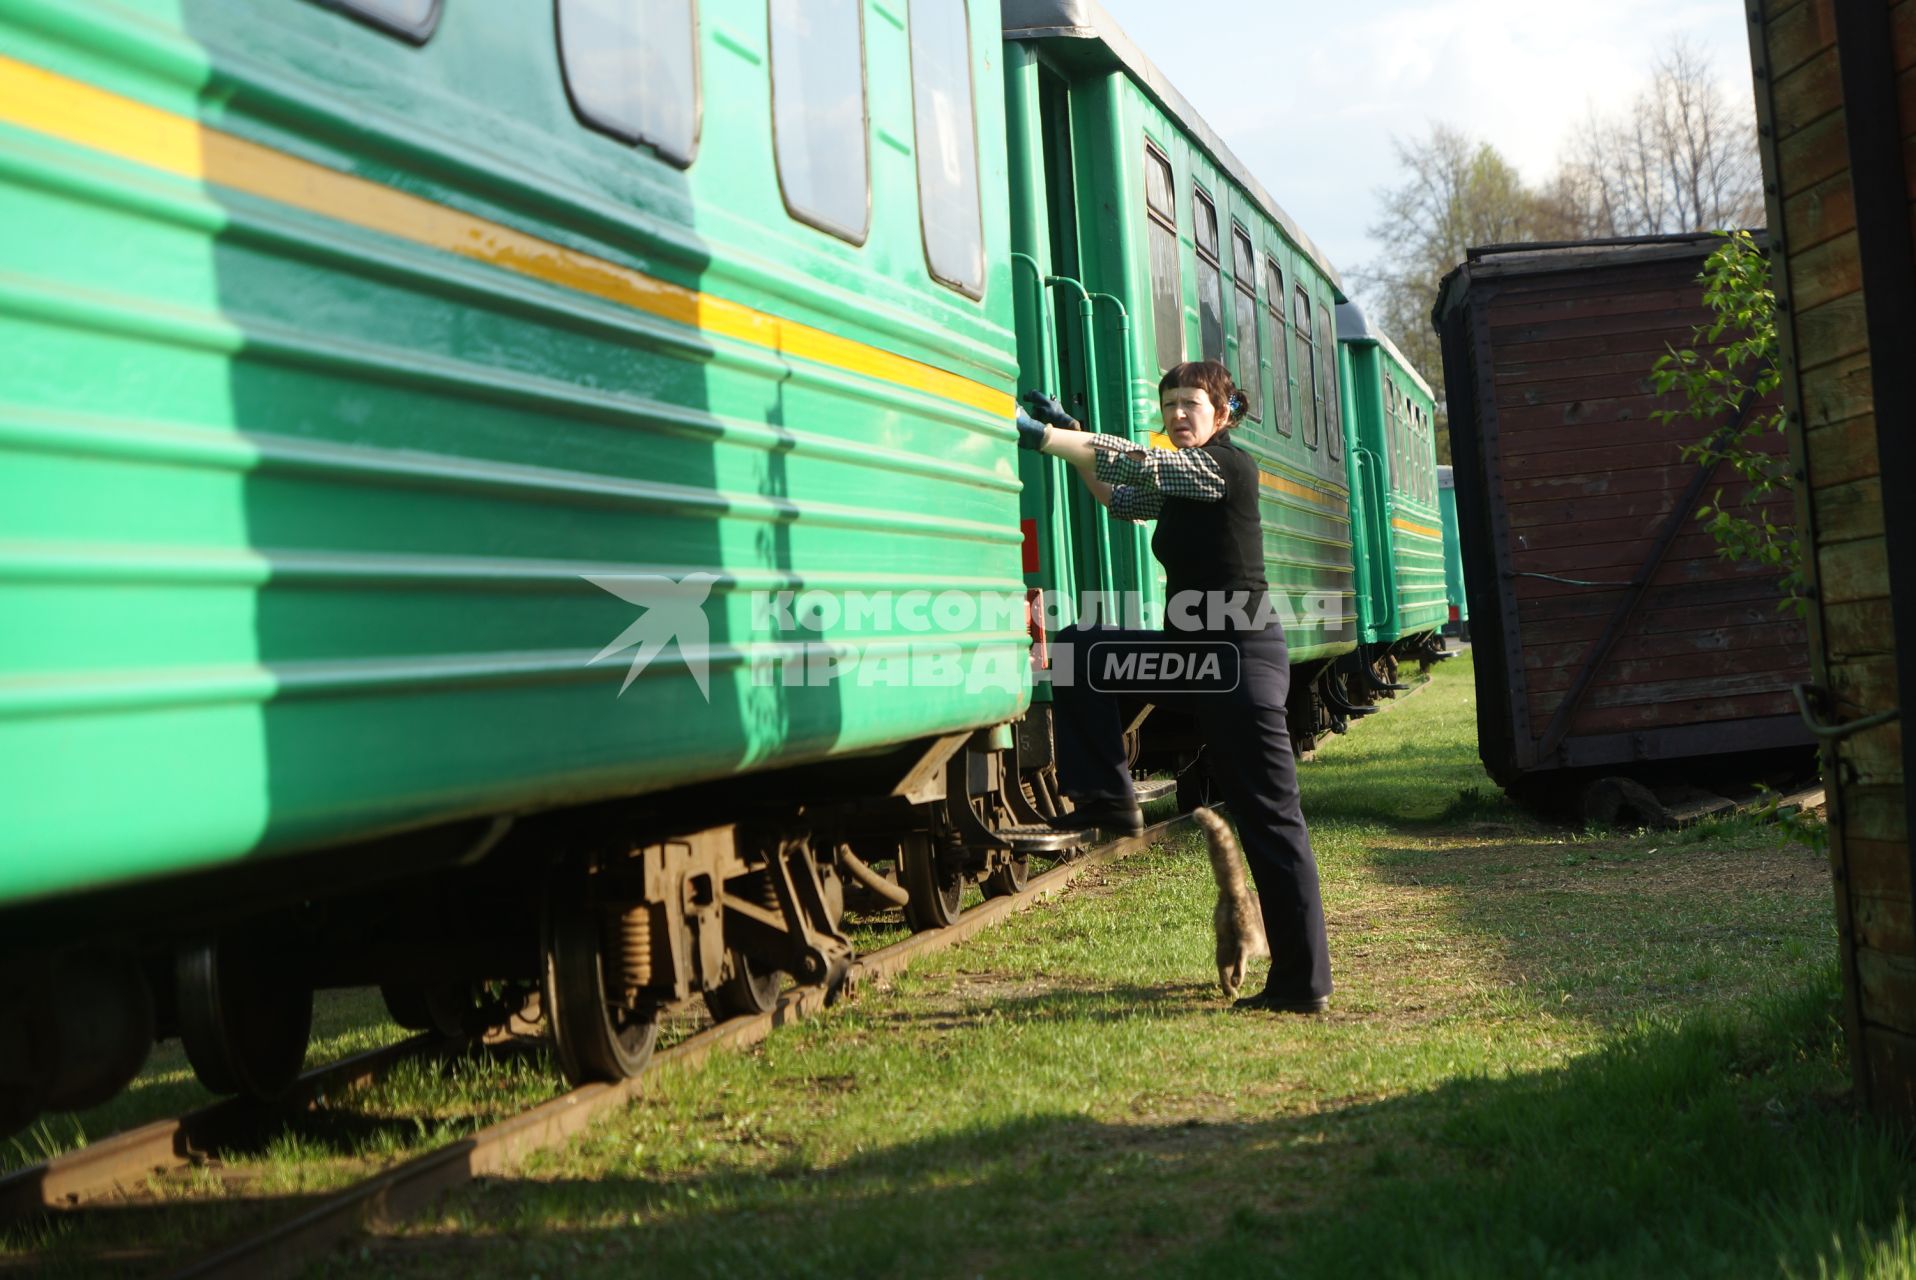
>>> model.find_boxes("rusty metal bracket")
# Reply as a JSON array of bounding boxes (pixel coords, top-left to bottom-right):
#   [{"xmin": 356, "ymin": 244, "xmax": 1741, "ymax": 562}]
[
  {"xmin": 889, "ymin": 733, "xmax": 970, "ymax": 805},
  {"xmin": 1792, "ymin": 684, "xmax": 1902, "ymax": 741},
  {"xmin": 944, "ymin": 756, "xmax": 1010, "ymax": 851},
  {"xmin": 1533, "ymin": 389, "xmax": 1758, "ymax": 764},
  {"xmin": 1004, "ymin": 735, "xmax": 1051, "ymax": 827},
  {"xmin": 1322, "ymin": 671, "xmax": 1379, "ymax": 719}
]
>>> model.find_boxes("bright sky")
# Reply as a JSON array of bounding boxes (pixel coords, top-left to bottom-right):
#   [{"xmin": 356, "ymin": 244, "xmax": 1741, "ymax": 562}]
[{"xmin": 1095, "ymin": 0, "xmax": 1758, "ymax": 281}]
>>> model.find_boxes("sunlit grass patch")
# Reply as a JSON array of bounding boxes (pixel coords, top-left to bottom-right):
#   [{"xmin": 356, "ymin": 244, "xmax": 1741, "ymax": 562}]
[{"xmin": 305, "ymin": 653, "xmax": 1890, "ymax": 1280}]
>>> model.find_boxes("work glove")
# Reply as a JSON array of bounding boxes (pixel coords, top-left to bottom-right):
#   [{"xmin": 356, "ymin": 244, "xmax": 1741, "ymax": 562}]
[
  {"xmin": 1020, "ymin": 390, "xmax": 1079, "ymax": 431},
  {"xmin": 1015, "ymin": 412, "xmax": 1052, "ymax": 452}
]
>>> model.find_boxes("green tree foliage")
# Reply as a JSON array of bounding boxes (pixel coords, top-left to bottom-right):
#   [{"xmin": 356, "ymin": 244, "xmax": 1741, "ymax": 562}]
[{"xmin": 1649, "ymin": 230, "xmax": 1804, "ymax": 614}]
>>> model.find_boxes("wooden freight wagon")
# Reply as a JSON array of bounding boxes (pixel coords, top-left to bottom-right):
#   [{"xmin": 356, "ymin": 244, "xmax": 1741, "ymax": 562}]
[
  {"xmin": 1748, "ymin": 0, "xmax": 1916, "ymax": 1121},
  {"xmin": 1432, "ymin": 234, "xmax": 1813, "ymax": 794}
]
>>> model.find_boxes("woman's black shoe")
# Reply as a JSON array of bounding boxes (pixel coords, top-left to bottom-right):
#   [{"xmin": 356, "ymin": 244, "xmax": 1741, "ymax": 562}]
[
  {"xmin": 1230, "ymin": 991, "xmax": 1330, "ymax": 1014},
  {"xmin": 1047, "ymin": 797, "xmax": 1145, "ymax": 837}
]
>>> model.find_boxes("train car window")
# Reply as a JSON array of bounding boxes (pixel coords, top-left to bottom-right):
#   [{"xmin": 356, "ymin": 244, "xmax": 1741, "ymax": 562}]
[
  {"xmin": 1264, "ymin": 258, "xmax": 1290, "ymax": 437},
  {"xmin": 1412, "ymin": 405, "xmax": 1423, "ymax": 500},
  {"xmin": 1292, "ymin": 286, "xmax": 1318, "ymax": 449},
  {"xmin": 1386, "ymin": 378, "xmax": 1401, "ymax": 491},
  {"xmin": 1230, "ymin": 225, "xmax": 1260, "ymax": 420},
  {"xmin": 1419, "ymin": 407, "xmax": 1428, "ymax": 500},
  {"xmin": 770, "ymin": 0, "xmax": 869, "ymax": 243},
  {"xmin": 313, "ymin": 0, "xmax": 441, "ymax": 42},
  {"xmin": 1317, "ymin": 302, "xmax": 1341, "ymax": 463},
  {"xmin": 908, "ymin": 0, "xmax": 983, "ymax": 297},
  {"xmin": 558, "ymin": 0, "xmax": 700, "ymax": 165},
  {"xmin": 1193, "ymin": 188, "xmax": 1224, "ymax": 364},
  {"xmin": 1420, "ymin": 408, "xmax": 1432, "ymax": 501},
  {"xmin": 1144, "ymin": 144, "xmax": 1182, "ymax": 372}
]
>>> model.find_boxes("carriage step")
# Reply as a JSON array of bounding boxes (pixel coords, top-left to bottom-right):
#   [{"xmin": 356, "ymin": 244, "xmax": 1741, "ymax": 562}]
[
  {"xmin": 998, "ymin": 824, "xmax": 1089, "ymax": 854},
  {"xmin": 1131, "ymin": 776, "xmax": 1176, "ymax": 805}
]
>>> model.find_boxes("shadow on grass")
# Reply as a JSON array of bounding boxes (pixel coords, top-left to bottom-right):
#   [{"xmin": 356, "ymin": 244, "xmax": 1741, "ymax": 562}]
[{"xmin": 301, "ymin": 973, "xmax": 1914, "ymax": 1280}]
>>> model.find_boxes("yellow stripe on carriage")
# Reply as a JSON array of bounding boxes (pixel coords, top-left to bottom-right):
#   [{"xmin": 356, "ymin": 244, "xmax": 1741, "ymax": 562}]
[
  {"xmin": 1391, "ymin": 516, "xmax": 1443, "ymax": 539},
  {"xmin": 0, "ymin": 54, "xmax": 1016, "ymax": 422},
  {"xmin": 1259, "ymin": 469, "xmax": 1346, "ymax": 511}
]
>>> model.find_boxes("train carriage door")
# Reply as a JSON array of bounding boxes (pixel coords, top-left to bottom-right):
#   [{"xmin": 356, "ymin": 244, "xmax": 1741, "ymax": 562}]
[
  {"xmin": 1028, "ymin": 68, "xmax": 1099, "ymax": 607},
  {"xmin": 1038, "ymin": 68, "xmax": 1086, "ymax": 428}
]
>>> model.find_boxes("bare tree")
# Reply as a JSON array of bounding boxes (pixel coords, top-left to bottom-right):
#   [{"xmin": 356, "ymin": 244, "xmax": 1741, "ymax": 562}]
[
  {"xmin": 1554, "ymin": 38, "xmax": 1763, "ymax": 236},
  {"xmin": 1354, "ymin": 40, "xmax": 1762, "ymax": 462},
  {"xmin": 1352, "ymin": 124, "xmax": 1541, "ymax": 459}
]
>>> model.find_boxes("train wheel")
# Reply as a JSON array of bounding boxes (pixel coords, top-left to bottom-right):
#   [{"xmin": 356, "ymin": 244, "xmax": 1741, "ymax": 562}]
[
  {"xmin": 703, "ymin": 954, "xmax": 782, "ymax": 1021},
  {"xmin": 980, "ymin": 855, "xmax": 1029, "ymax": 899},
  {"xmin": 900, "ymin": 834, "xmax": 963, "ymax": 931},
  {"xmin": 175, "ymin": 934, "xmax": 313, "ymax": 1100},
  {"xmin": 1177, "ymin": 765, "xmax": 1218, "ymax": 814},
  {"xmin": 380, "ymin": 980, "xmax": 483, "ymax": 1038},
  {"xmin": 542, "ymin": 868, "xmax": 658, "ymax": 1085}
]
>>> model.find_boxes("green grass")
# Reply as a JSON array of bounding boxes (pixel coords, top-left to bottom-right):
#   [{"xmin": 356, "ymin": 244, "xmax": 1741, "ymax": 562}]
[{"xmin": 280, "ymin": 653, "xmax": 1905, "ymax": 1279}]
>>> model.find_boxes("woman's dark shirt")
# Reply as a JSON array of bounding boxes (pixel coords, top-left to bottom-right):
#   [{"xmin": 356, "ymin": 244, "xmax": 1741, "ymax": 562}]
[{"xmin": 1087, "ymin": 431, "xmax": 1271, "ymax": 633}]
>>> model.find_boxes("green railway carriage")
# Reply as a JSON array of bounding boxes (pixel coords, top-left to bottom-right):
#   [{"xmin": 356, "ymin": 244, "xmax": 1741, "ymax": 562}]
[
  {"xmin": 1437, "ymin": 465, "xmax": 1469, "ymax": 640},
  {"xmin": 0, "ymin": 0, "xmax": 1028, "ymax": 892},
  {"xmin": 1334, "ymin": 302, "xmax": 1446, "ymax": 662},
  {"xmin": 1, "ymin": 0, "xmax": 1046, "ymax": 1124},
  {"xmin": 0, "ymin": 0, "xmax": 1438, "ymax": 1132},
  {"xmin": 999, "ymin": 0, "xmax": 1359, "ymax": 764}
]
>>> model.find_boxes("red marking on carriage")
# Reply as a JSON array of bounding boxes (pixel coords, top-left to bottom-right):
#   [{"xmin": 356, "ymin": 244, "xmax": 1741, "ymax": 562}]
[{"xmin": 1026, "ymin": 587, "xmax": 1047, "ymax": 669}]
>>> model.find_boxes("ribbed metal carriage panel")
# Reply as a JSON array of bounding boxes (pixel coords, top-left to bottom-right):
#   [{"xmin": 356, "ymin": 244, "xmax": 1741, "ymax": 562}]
[{"xmin": 0, "ymin": 0, "xmax": 1027, "ymax": 902}]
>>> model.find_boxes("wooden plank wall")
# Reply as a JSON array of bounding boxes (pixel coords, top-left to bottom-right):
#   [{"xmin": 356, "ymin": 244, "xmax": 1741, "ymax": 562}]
[
  {"xmin": 1752, "ymin": 0, "xmax": 1914, "ymax": 1118},
  {"xmin": 1482, "ymin": 255, "xmax": 1804, "ymax": 744}
]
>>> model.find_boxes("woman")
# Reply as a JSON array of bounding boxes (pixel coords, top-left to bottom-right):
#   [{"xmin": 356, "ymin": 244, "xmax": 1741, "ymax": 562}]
[{"xmin": 1015, "ymin": 362, "xmax": 1333, "ymax": 1013}]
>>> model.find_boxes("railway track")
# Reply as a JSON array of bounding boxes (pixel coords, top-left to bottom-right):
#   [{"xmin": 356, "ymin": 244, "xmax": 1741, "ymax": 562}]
[
  {"xmin": 5, "ymin": 810, "xmax": 1201, "ymax": 1280},
  {"xmin": 0, "ymin": 1034, "xmax": 453, "ymax": 1222}
]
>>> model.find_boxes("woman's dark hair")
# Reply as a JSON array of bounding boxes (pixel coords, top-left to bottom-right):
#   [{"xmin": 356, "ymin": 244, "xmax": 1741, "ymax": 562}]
[{"xmin": 1157, "ymin": 360, "xmax": 1247, "ymax": 427}]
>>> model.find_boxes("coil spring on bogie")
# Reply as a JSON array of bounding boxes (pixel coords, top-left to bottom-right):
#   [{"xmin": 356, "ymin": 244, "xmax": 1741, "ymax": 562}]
[
  {"xmin": 618, "ymin": 904, "xmax": 652, "ymax": 998},
  {"xmin": 755, "ymin": 869, "xmax": 781, "ymax": 915}
]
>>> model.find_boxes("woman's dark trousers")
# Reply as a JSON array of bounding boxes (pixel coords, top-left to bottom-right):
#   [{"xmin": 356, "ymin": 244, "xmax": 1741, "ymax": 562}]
[{"xmin": 1050, "ymin": 622, "xmax": 1333, "ymax": 1003}]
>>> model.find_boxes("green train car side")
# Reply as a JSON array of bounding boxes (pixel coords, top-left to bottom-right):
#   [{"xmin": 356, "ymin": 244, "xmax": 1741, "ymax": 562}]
[
  {"xmin": 1335, "ymin": 302, "xmax": 1446, "ymax": 657},
  {"xmin": 1001, "ymin": 2, "xmax": 1361, "ymax": 767},
  {"xmin": 0, "ymin": 0, "xmax": 1026, "ymax": 899},
  {"xmin": 0, "ymin": 0, "xmax": 1443, "ymax": 1128},
  {"xmin": 2, "ymin": 0, "xmax": 1043, "ymax": 1125},
  {"xmin": 1437, "ymin": 465, "xmax": 1469, "ymax": 639}
]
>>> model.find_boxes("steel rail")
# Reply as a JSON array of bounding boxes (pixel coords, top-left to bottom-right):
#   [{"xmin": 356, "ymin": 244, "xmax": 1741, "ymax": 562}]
[
  {"xmin": 0, "ymin": 1033, "xmax": 443, "ymax": 1222},
  {"xmin": 160, "ymin": 812, "xmax": 1203, "ymax": 1280}
]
